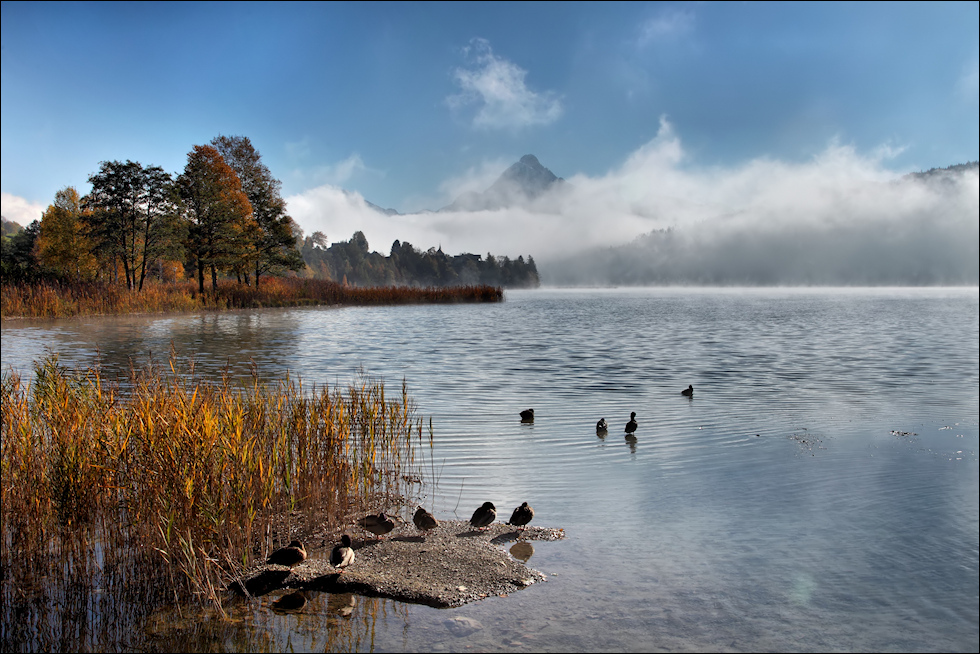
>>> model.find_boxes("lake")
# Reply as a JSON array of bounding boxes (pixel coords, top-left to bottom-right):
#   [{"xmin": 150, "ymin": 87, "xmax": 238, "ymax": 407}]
[{"xmin": 2, "ymin": 287, "xmax": 978, "ymax": 652}]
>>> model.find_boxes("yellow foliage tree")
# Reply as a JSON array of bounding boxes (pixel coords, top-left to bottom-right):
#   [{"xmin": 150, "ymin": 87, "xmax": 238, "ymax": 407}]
[{"xmin": 36, "ymin": 187, "xmax": 99, "ymax": 282}]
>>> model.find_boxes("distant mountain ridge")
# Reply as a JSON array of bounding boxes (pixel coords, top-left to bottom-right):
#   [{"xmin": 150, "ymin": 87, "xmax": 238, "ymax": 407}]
[
  {"xmin": 905, "ymin": 161, "xmax": 979, "ymax": 183},
  {"xmin": 357, "ymin": 158, "xmax": 976, "ymax": 216},
  {"xmin": 365, "ymin": 200, "xmax": 401, "ymax": 216},
  {"xmin": 361, "ymin": 154, "xmax": 565, "ymax": 215},
  {"xmin": 439, "ymin": 154, "xmax": 565, "ymax": 212}
]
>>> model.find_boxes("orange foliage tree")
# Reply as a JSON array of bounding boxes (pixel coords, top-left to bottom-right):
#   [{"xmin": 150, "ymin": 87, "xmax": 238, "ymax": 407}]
[
  {"xmin": 177, "ymin": 145, "xmax": 255, "ymax": 294},
  {"xmin": 211, "ymin": 135, "xmax": 304, "ymax": 287}
]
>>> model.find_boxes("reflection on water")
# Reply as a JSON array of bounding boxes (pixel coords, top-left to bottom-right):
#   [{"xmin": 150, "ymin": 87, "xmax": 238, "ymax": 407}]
[
  {"xmin": 271, "ymin": 591, "xmax": 310, "ymax": 614},
  {"xmin": 510, "ymin": 542, "xmax": 534, "ymax": 562},
  {"xmin": 2, "ymin": 288, "xmax": 978, "ymax": 652},
  {"xmin": 142, "ymin": 592, "xmax": 400, "ymax": 652},
  {"xmin": 327, "ymin": 593, "xmax": 357, "ymax": 617}
]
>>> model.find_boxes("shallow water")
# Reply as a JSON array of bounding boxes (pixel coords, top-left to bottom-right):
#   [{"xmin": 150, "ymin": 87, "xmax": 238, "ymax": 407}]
[{"xmin": 3, "ymin": 287, "xmax": 978, "ymax": 652}]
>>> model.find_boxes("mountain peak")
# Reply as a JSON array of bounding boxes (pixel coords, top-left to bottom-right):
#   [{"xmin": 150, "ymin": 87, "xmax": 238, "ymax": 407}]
[{"xmin": 441, "ymin": 154, "xmax": 564, "ymax": 212}]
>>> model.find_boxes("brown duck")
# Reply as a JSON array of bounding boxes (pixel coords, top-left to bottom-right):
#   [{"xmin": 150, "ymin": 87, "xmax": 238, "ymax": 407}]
[
  {"xmin": 267, "ymin": 540, "xmax": 307, "ymax": 567},
  {"xmin": 470, "ymin": 501, "xmax": 497, "ymax": 530},
  {"xmin": 357, "ymin": 512, "xmax": 398, "ymax": 539},
  {"xmin": 413, "ymin": 506, "xmax": 440, "ymax": 535},
  {"xmin": 507, "ymin": 502, "xmax": 534, "ymax": 530}
]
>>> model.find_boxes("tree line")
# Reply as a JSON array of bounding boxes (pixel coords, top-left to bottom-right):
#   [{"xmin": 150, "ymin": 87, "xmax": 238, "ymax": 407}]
[
  {"xmin": 1, "ymin": 135, "xmax": 539, "ymax": 290},
  {"xmin": 299, "ymin": 232, "xmax": 539, "ymax": 288},
  {"xmin": 1, "ymin": 135, "xmax": 301, "ymax": 293}
]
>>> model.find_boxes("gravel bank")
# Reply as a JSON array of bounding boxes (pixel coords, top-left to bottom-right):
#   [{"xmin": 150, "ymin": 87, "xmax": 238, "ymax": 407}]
[{"xmin": 231, "ymin": 520, "xmax": 565, "ymax": 608}]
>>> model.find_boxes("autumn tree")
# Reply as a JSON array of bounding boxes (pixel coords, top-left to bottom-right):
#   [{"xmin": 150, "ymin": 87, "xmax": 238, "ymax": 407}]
[
  {"xmin": 177, "ymin": 145, "xmax": 254, "ymax": 294},
  {"xmin": 211, "ymin": 135, "xmax": 303, "ymax": 286},
  {"xmin": 36, "ymin": 187, "xmax": 99, "ymax": 282},
  {"xmin": 83, "ymin": 160, "xmax": 183, "ymax": 290},
  {"xmin": 0, "ymin": 220, "xmax": 41, "ymax": 282}
]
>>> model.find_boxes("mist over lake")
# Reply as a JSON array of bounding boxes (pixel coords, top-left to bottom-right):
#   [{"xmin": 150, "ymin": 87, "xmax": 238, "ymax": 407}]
[{"xmin": 2, "ymin": 287, "xmax": 976, "ymax": 652}]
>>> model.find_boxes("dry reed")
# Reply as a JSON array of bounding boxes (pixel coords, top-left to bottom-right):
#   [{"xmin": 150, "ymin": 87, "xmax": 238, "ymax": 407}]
[
  {"xmin": 1, "ymin": 278, "xmax": 503, "ymax": 319},
  {"xmin": 1, "ymin": 353, "xmax": 424, "ymax": 651}
]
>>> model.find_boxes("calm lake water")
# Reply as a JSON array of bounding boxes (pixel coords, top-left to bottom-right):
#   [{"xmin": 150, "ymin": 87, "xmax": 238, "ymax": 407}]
[{"xmin": 2, "ymin": 287, "xmax": 978, "ymax": 652}]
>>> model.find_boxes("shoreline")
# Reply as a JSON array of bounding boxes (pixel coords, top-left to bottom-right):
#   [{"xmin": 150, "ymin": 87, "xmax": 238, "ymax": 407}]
[{"xmin": 0, "ymin": 278, "xmax": 505, "ymax": 320}]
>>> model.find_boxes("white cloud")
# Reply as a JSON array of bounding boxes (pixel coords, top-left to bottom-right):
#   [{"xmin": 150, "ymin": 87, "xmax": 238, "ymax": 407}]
[
  {"xmin": 287, "ymin": 152, "xmax": 380, "ymax": 192},
  {"xmin": 1, "ymin": 192, "xmax": 45, "ymax": 227},
  {"xmin": 285, "ymin": 118, "xmax": 978, "ymax": 285},
  {"xmin": 636, "ymin": 8, "xmax": 695, "ymax": 47},
  {"xmin": 448, "ymin": 38, "xmax": 563, "ymax": 130},
  {"xmin": 317, "ymin": 153, "xmax": 370, "ymax": 186}
]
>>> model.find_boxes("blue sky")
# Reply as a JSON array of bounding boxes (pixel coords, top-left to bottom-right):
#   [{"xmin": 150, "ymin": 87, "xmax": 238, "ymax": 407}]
[{"xmin": 2, "ymin": 2, "xmax": 978, "ymax": 260}]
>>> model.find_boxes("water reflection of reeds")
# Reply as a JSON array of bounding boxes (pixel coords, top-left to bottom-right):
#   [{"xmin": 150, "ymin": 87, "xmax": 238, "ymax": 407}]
[
  {"xmin": 139, "ymin": 592, "xmax": 407, "ymax": 652},
  {"xmin": 0, "ymin": 353, "xmax": 423, "ymax": 652}
]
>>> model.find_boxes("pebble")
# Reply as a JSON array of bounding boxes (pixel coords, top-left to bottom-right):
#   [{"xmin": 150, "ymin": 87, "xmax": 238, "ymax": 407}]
[{"xmin": 445, "ymin": 616, "xmax": 484, "ymax": 637}]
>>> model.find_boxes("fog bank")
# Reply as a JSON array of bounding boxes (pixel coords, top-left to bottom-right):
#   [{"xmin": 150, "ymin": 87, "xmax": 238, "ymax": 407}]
[{"xmin": 286, "ymin": 120, "xmax": 978, "ymax": 285}]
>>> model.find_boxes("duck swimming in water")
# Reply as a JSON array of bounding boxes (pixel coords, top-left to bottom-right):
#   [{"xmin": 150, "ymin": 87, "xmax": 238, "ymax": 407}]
[
  {"xmin": 357, "ymin": 512, "xmax": 397, "ymax": 539},
  {"xmin": 596, "ymin": 418, "xmax": 608, "ymax": 434},
  {"xmin": 267, "ymin": 540, "xmax": 307, "ymax": 567},
  {"xmin": 520, "ymin": 408, "xmax": 534, "ymax": 422},
  {"xmin": 625, "ymin": 412, "xmax": 638, "ymax": 435},
  {"xmin": 470, "ymin": 502, "xmax": 497, "ymax": 530},
  {"xmin": 507, "ymin": 502, "xmax": 535, "ymax": 530},
  {"xmin": 681, "ymin": 385, "xmax": 694, "ymax": 397},
  {"xmin": 330, "ymin": 534, "xmax": 355, "ymax": 572}
]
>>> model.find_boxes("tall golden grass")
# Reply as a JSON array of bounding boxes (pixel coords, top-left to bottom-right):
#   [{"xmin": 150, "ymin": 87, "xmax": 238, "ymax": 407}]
[
  {"xmin": 1, "ymin": 278, "xmax": 504, "ymax": 319},
  {"xmin": 1, "ymin": 353, "xmax": 425, "ymax": 651}
]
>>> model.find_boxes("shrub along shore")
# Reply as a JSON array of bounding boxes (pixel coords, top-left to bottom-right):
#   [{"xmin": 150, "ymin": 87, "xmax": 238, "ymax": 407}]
[
  {"xmin": 1, "ymin": 354, "xmax": 428, "ymax": 649},
  {"xmin": 0, "ymin": 277, "xmax": 503, "ymax": 319}
]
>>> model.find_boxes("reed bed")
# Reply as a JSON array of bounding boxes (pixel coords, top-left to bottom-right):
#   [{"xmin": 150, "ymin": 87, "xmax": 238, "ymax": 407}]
[
  {"xmin": 1, "ymin": 278, "xmax": 503, "ymax": 319},
  {"xmin": 1, "ymin": 353, "xmax": 426, "ymax": 652}
]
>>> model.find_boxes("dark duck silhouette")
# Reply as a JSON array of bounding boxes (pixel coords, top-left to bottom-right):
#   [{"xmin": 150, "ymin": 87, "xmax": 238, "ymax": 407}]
[
  {"xmin": 681, "ymin": 385, "xmax": 694, "ymax": 397},
  {"xmin": 520, "ymin": 408, "xmax": 535, "ymax": 422},
  {"xmin": 625, "ymin": 412, "xmax": 638, "ymax": 436},
  {"xmin": 596, "ymin": 418, "xmax": 608, "ymax": 434},
  {"xmin": 357, "ymin": 512, "xmax": 398, "ymax": 539},
  {"xmin": 272, "ymin": 591, "xmax": 309, "ymax": 613},
  {"xmin": 413, "ymin": 506, "xmax": 440, "ymax": 536},
  {"xmin": 507, "ymin": 502, "xmax": 535, "ymax": 530},
  {"xmin": 470, "ymin": 501, "xmax": 497, "ymax": 530},
  {"xmin": 267, "ymin": 540, "xmax": 307, "ymax": 567},
  {"xmin": 330, "ymin": 534, "xmax": 355, "ymax": 572}
]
